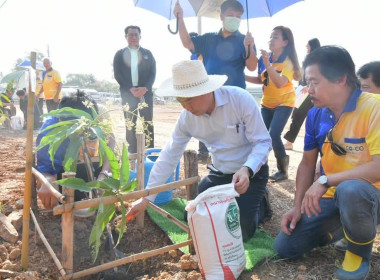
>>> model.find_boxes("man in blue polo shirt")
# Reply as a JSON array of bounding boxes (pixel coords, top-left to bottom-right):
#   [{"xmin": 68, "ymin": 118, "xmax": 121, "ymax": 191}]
[
  {"xmin": 174, "ymin": 0, "xmax": 258, "ymax": 162},
  {"xmin": 174, "ymin": 0, "xmax": 257, "ymax": 89}
]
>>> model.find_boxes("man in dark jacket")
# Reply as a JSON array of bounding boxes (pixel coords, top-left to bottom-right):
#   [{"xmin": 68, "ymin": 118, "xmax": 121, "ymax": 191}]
[{"xmin": 113, "ymin": 25, "xmax": 156, "ymax": 153}]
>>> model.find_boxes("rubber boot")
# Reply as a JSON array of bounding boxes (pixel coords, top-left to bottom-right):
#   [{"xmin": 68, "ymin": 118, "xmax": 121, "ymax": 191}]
[{"xmin": 269, "ymin": 155, "xmax": 289, "ymax": 181}]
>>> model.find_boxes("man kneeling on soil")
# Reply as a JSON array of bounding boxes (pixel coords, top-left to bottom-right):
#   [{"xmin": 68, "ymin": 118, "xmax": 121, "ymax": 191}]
[
  {"xmin": 127, "ymin": 60, "xmax": 272, "ymax": 241},
  {"xmin": 36, "ymin": 91, "xmax": 114, "ymax": 209},
  {"xmin": 274, "ymin": 46, "xmax": 380, "ymax": 280}
]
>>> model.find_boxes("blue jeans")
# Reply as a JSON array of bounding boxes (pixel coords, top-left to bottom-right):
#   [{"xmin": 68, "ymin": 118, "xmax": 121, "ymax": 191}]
[
  {"xmin": 274, "ymin": 180, "xmax": 380, "ymax": 259},
  {"xmin": 198, "ymin": 164, "xmax": 269, "ymax": 242},
  {"xmin": 261, "ymin": 106, "xmax": 293, "ymax": 159}
]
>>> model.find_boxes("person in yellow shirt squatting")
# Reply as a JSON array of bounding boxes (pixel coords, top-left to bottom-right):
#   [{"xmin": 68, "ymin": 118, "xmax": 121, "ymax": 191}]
[
  {"xmin": 274, "ymin": 46, "xmax": 380, "ymax": 280},
  {"xmin": 37, "ymin": 57, "xmax": 62, "ymax": 112}
]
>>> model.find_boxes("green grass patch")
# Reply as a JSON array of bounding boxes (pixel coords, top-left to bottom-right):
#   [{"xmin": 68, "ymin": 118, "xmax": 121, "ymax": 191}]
[{"xmin": 147, "ymin": 198, "xmax": 276, "ymax": 270}]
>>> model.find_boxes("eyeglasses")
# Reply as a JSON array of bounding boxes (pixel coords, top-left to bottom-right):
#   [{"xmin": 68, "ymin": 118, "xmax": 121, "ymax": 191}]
[
  {"xmin": 127, "ymin": 34, "xmax": 140, "ymax": 38},
  {"xmin": 326, "ymin": 128, "xmax": 346, "ymax": 156},
  {"xmin": 263, "ymin": 71, "xmax": 269, "ymax": 86},
  {"xmin": 263, "ymin": 68, "xmax": 280, "ymax": 86}
]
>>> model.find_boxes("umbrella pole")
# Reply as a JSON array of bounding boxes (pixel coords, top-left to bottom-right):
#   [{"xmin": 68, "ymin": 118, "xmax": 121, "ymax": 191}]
[
  {"xmin": 21, "ymin": 51, "xmax": 37, "ymax": 269},
  {"xmin": 243, "ymin": 0, "xmax": 250, "ymax": 59}
]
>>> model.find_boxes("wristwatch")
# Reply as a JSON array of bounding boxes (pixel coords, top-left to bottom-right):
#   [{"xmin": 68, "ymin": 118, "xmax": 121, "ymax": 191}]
[
  {"xmin": 318, "ymin": 175, "xmax": 330, "ymax": 188},
  {"xmin": 244, "ymin": 166, "xmax": 254, "ymax": 178}
]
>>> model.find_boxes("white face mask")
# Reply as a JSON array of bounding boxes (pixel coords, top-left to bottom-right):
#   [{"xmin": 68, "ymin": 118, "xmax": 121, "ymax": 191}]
[{"xmin": 223, "ymin": 17, "xmax": 241, "ymax": 32}]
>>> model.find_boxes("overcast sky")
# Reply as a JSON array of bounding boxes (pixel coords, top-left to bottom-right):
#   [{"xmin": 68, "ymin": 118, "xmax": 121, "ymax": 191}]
[{"xmin": 1, "ymin": 0, "xmax": 379, "ymax": 88}]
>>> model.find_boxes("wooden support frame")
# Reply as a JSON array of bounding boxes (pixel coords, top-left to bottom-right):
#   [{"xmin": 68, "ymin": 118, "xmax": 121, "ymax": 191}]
[{"xmin": 29, "ymin": 133, "xmax": 200, "ymax": 279}]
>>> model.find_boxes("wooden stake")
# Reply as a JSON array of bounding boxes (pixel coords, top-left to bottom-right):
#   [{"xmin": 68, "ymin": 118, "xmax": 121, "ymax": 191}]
[
  {"xmin": 61, "ymin": 172, "xmax": 75, "ymax": 275},
  {"xmin": 53, "ymin": 177, "xmax": 199, "ymax": 215},
  {"xmin": 183, "ymin": 150, "xmax": 198, "ymax": 201},
  {"xmin": 21, "ymin": 51, "xmax": 37, "ymax": 269},
  {"xmin": 62, "ymin": 240, "xmax": 193, "ymax": 279},
  {"xmin": 148, "ymin": 202, "xmax": 189, "ymax": 232},
  {"xmin": 136, "ymin": 133, "xmax": 145, "ymax": 227},
  {"xmin": 183, "ymin": 150, "xmax": 199, "ymax": 254},
  {"xmin": 30, "ymin": 209, "xmax": 66, "ymax": 277},
  {"xmin": 32, "ymin": 167, "xmax": 66, "ymax": 202}
]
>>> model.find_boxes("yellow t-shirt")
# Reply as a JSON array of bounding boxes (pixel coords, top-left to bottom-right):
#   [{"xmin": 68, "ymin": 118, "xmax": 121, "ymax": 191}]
[
  {"xmin": 261, "ymin": 57, "xmax": 295, "ymax": 108},
  {"xmin": 42, "ymin": 69, "xmax": 62, "ymax": 100},
  {"xmin": 322, "ymin": 92, "xmax": 380, "ymax": 198},
  {"xmin": 36, "ymin": 78, "xmax": 43, "ymax": 98}
]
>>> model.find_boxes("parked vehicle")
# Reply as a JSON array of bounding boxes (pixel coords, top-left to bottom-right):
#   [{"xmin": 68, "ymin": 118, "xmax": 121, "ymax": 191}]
[
  {"xmin": 81, "ymin": 89, "xmax": 101, "ymax": 103},
  {"xmin": 154, "ymin": 97, "xmax": 165, "ymax": 105},
  {"xmin": 61, "ymin": 87, "xmax": 79, "ymax": 98},
  {"xmin": 99, "ymin": 92, "xmax": 121, "ymax": 105}
]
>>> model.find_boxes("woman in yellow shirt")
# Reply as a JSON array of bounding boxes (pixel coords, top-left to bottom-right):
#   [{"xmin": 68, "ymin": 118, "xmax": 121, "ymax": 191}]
[{"xmin": 246, "ymin": 26, "xmax": 302, "ymax": 181}]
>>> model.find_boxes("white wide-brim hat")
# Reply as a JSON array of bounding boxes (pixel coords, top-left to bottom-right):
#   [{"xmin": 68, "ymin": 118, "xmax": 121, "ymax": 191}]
[{"xmin": 155, "ymin": 60, "xmax": 227, "ymax": 98}]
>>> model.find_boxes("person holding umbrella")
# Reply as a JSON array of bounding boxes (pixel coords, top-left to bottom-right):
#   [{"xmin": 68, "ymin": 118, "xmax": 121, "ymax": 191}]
[
  {"xmin": 174, "ymin": 0, "xmax": 257, "ymax": 162},
  {"xmin": 173, "ymin": 0, "xmax": 257, "ymax": 89}
]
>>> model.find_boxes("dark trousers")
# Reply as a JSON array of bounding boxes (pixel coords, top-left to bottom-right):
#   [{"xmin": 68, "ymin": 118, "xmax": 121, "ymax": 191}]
[
  {"xmin": 283, "ymin": 95, "xmax": 314, "ymax": 143},
  {"xmin": 198, "ymin": 141, "xmax": 209, "ymax": 156},
  {"xmin": 121, "ymin": 92, "xmax": 154, "ymax": 153},
  {"xmin": 36, "ymin": 98, "xmax": 44, "ymax": 123},
  {"xmin": 46, "ymin": 99, "xmax": 59, "ymax": 112},
  {"xmin": 198, "ymin": 163, "xmax": 269, "ymax": 241}
]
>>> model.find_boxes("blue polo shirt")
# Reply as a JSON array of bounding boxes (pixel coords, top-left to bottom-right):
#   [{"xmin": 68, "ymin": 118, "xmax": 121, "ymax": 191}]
[
  {"xmin": 304, "ymin": 89, "xmax": 362, "ymax": 154},
  {"xmin": 192, "ymin": 30, "xmax": 254, "ymax": 89},
  {"xmin": 36, "ymin": 117, "xmax": 69, "ymax": 174}
]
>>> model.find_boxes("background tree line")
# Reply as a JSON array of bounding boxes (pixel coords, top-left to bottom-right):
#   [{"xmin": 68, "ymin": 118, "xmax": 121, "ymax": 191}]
[{"xmin": 12, "ymin": 54, "xmax": 120, "ymax": 94}]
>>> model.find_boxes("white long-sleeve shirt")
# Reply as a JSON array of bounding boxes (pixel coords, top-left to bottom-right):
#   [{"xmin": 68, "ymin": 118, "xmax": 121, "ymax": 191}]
[{"xmin": 146, "ymin": 86, "xmax": 272, "ymax": 201}]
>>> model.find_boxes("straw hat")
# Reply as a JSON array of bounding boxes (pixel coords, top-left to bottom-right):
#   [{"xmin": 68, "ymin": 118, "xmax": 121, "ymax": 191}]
[{"xmin": 155, "ymin": 60, "xmax": 227, "ymax": 98}]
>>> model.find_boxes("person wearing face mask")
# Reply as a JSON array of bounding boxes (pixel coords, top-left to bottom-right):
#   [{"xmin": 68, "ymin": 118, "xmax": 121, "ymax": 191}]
[
  {"xmin": 174, "ymin": 0, "xmax": 258, "ymax": 165},
  {"xmin": 173, "ymin": 0, "xmax": 258, "ymax": 89}
]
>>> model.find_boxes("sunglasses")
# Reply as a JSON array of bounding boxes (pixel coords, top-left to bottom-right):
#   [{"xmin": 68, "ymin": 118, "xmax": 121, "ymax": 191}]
[
  {"xmin": 263, "ymin": 71, "xmax": 269, "ymax": 86},
  {"xmin": 263, "ymin": 68, "xmax": 281, "ymax": 86},
  {"xmin": 326, "ymin": 128, "xmax": 346, "ymax": 156}
]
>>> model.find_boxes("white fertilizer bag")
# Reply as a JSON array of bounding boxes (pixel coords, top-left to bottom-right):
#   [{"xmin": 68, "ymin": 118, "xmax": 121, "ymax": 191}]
[{"xmin": 185, "ymin": 183, "xmax": 246, "ymax": 280}]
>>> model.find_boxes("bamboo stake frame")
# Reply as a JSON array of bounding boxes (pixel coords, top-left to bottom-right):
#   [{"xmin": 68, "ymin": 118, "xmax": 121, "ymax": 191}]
[{"xmin": 29, "ymin": 134, "xmax": 199, "ymax": 278}]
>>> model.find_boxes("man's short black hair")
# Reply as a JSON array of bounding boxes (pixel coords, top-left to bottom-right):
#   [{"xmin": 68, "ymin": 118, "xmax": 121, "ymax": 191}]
[
  {"xmin": 303, "ymin": 45, "xmax": 360, "ymax": 90},
  {"xmin": 221, "ymin": 0, "xmax": 244, "ymax": 14},
  {"xmin": 16, "ymin": 89, "xmax": 26, "ymax": 96},
  {"xmin": 58, "ymin": 90, "xmax": 99, "ymax": 118},
  {"xmin": 124, "ymin": 25, "xmax": 141, "ymax": 35},
  {"xmin": 357, "ymin": 61, "xmax": 380, "ymax": 87}
]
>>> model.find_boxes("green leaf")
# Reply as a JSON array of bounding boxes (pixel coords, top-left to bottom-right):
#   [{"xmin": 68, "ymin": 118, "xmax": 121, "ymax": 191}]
[
  {"xmin": 91, "ymin": 126, "xmax": 107, "ymax": 166},
  {"xmin": 48, "ymin": 135, "xmax": 69, "ymax": 169},
  {"xmin": 89, "ymin": 202, "xmax": 115, "ymax": 262},
  {"xmin": 36, "ymin": 125, "xmax": 69, "ymax": 151},
  {"xmin": 120, "ymin": 179, "xmax": 138, "ymax": 193},
  {"xmin": 120, "ymin": 144, "xmax": 130, "ymax": 188},
  {"xmin": 63, "ymin": 135, "xmax": 82, "ymax": 172},
  {"xmin": 39, "ymin": 119, "xmax": 77, "ymax": 133},
  {"xmin": 99, "ymin": 178, "xmax": 120, "ymax": 192},
  {"xmin": 99, "ymin": 138, "xmax": 119, "ymax": 179},
  {"xmin": 115, "ymin": 197, "xmax": 127, "ymax": 247},
  {"xmin": 55, "ymin": 178, "xmax": 94, "ymax": 192},
  {"xmin": 42, "ymin": 107, "xmax": 94, "ymax": 121}
]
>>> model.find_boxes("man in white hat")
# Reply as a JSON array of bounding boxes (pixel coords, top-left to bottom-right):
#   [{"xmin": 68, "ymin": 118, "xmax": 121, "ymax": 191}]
[{"xmin": 127, "ymin": 60, "xmax": 272, "ymax": 241}]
